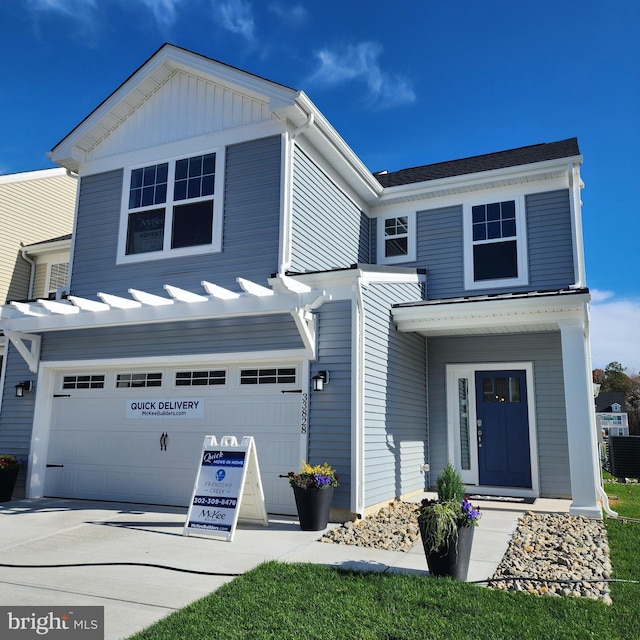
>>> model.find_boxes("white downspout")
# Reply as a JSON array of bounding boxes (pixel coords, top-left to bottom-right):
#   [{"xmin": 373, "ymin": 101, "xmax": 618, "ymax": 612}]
[
  {"xmin": 19, "ymin": 245, "xmax": 36, "ymax": 299},
  {"xmin": 278, "ymin": 112, "xmax": 315, "ymax": 277},
  {"xmin": 352, "ymin": 274, "xmax": 366, "ymax": 516},
  {"xmin": 585, "ymin": 315, "xmax": 617, "ymax": 518},
  {"xmin": 568, "ymin": 162, "xmax": 587, "ymax": 289}
]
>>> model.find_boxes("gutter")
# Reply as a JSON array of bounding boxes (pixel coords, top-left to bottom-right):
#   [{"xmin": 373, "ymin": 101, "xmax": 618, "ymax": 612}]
[
  {"xmin": 19, "ymin": 244, "xmax": 36, "ymax": 299},
  {"xmin": 568, "ymin": 162, "xmax": 587, "ymax": 289}
]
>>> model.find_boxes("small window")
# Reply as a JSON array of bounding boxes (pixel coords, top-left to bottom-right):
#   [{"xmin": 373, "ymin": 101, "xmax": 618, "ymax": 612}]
[
  {"xmin": 377, "ymin": 213, "xmax": 416, "ymax": 264},
  {"xmin": 482, "ymin": 376, "xmax": 521, "ymax": 403},
  {"xmin": 47, "ymin": 262, "xmax": 69, "ymax": 299},
  {"xmin": 385, "ymin": 216, "xmax": 409, "ymax": 257},
  {"xmin": 240, "ymin": 368, "xmax": 297, "ymax": 385},
  {"xmin": 176, "ymin": 370, "xmax": 226, "ymax": 386},
  {"xmin": 116, "ymin": 372, "xmax": 162, "ymax": 388},
  {"xmin": 63, "ymin": 374, "xmax": 105, "ymax": 390}
]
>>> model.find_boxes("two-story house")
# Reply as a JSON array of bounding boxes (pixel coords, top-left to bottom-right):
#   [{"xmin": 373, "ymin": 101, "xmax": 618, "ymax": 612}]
[{"xmin": 0, "ymin": 44, "xmax": 603, "ymax": 519}]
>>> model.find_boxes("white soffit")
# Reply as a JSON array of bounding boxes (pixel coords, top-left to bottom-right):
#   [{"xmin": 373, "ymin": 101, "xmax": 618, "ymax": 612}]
[{"xmin": 392, "ymin": 292, "xmax": 590, "ymax": 337}]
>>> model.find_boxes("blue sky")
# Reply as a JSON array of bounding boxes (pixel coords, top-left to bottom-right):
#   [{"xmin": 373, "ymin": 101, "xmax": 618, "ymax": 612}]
[{"xmin": 1, "ymin": 0, "xmax": 638, "ymax": 371}]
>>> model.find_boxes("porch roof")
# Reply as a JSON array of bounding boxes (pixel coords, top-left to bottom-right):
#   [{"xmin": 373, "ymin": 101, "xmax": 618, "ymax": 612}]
[{"xmin": 392, "ymin": 288, "xmax": 591, "ymax": 336}]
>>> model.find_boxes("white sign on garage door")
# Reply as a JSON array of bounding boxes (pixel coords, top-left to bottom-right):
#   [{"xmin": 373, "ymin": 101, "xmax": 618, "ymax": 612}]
[{"xmin": 45, "ymin": 364, "xmax": 304, "ymax": 514}]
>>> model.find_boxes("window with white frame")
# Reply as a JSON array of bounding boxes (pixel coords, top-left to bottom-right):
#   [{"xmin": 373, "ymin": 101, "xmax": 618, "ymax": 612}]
[
  {"xmin": 120, "ymin": 150, "xmax": 223, "ymax": 262},
  {"xmin": 377, "ymin": 213, "xmax": 416, "ymax": 264},
  {"xmin": 464, "ymin": 197, "xmax": 528, "ymax": 289},
  {"xmin": 47, "ymin": 262, "xmax": 69, "ymax": 299}
]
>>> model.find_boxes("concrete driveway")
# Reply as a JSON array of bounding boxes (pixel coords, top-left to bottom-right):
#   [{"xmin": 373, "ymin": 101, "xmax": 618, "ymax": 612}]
[{"xmin": 0, "ymin": 497, "xmax": 550, "ymax": 639}]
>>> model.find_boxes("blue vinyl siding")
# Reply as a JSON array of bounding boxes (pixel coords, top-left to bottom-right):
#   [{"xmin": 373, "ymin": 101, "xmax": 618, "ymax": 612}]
[
  {"xmin": 70, "ymin": 136, "xmax": 282, "ymax": 299},
  {"xmin": 290, "ymin": 147, "xmax": 370, "ymax": 272},
  {"xmin": 362, "ymin": 282, "xmax": 427, "ymax": 507},
  {"xmin": 0, "ymin": 345, "xmax": 39, "ymax": 496},
  {"xmin": 526, "ymin": 190, "xmax": 575, "ymax": 289},
  {"xmin": 426, "ymin": 332, "xmax": 570, "ymax": 498},
  {"xmin": 40, "ymin": 315, "xmax": 302, "ymax": 361},
  {"xmin": 376, "ymin": 189, "xmax": 575, "ymax": 299},
  {"xmin": 308, "ymin": 301, "xmax": 353, "ymax": 510}
]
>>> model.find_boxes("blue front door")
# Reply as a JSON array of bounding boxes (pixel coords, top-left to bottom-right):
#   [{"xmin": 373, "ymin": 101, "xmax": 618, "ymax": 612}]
[{"xmin": 475, "ymin": 370, "xmax": 532, "ymax": 488}]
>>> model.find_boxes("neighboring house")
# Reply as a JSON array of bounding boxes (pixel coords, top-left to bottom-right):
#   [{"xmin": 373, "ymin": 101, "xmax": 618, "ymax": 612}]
[
  {"xmin": 596, "ymin": 392, "xmax": 629, "ymax": 438},
  {"xmin": 0, "ymin": 44, "xmax": 603, "ymax": 518},
  {"xmin": 0, "ymin": 171, "xmax": 75, "ymax": 494}
]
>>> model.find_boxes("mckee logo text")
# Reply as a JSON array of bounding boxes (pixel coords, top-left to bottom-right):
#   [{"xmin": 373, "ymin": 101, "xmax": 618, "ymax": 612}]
[{"xmin": 0, "ymin": 606, "xmax": 104, "ymax": 639}]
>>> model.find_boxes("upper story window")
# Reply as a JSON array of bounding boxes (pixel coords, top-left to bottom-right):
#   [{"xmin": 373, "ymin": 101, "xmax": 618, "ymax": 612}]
[
  {"xmin": 47, "ymin": 262, "xmax": 69, "ymax": 299},
  {"xmin": 118, "ymin": 149, "xmax": 224, "ymax": 264},
  {"xmin": 377, "ymin": 212, "xmax": 416, "ymax": 264},
  {"xmin": 464, "ymin": 196, "xmax": 528, "ymax": 290}
]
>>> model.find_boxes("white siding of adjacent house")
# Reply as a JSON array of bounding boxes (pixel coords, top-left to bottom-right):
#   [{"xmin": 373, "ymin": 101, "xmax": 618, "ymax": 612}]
[{"xmin": 0, "ymin": 170, "xmax": 76, "ymax": 304}]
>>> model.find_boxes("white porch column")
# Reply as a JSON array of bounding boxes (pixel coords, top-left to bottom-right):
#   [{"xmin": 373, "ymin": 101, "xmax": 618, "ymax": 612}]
[{"xmin": 559, "ymin": 317, "xmax": 602, "ymax": 518}]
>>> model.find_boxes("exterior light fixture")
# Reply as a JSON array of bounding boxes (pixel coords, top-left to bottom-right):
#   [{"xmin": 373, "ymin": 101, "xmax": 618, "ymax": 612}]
[
  {"xmin": 14, "ymin": 381, "xmax": 33, "ymax": 398},
  {"xmin": 312, "ymin": 371, "xmax": 329, "ymax": 391}
]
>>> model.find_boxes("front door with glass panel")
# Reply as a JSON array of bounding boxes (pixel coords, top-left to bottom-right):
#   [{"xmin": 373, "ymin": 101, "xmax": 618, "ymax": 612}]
[{"xmin": 474, "ymin": 370, "xmax": 531, "ymax": 488}]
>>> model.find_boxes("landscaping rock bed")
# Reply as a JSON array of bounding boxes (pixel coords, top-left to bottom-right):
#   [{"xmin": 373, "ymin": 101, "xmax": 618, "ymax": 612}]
[
  {"xmin": 489, "ymin": 511, "xmax": 611, "ymax": 604},
  {"xmin": 321, "ymin": 501, "xmax": 612, "ymax": 604}
]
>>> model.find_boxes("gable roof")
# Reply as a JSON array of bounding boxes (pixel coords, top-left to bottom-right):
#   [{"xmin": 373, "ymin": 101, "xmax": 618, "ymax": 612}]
[
  {"xmin": 595, "ymin": 392, "xmax": 627, "ymax": 413},
  {"xmin": 48, "ymin": 43, "xmax": 299, "ymax": 172},
  {"xmin": 374, "ymin": 138, "xmax": 581, "ymax": 187}
]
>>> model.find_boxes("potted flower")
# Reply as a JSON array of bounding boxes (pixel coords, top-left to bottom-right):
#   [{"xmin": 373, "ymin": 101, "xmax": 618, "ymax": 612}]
[
  {"xmin": 416, "ymin": 463, "xmax": 481, "ymax": 580},
  {"xmin": 288, "ymin": 461, "xmax": 339, "ymax": 531},
  {"xmin": 0, "ymin": 454, "xmax": 24, "ymax": 502}
]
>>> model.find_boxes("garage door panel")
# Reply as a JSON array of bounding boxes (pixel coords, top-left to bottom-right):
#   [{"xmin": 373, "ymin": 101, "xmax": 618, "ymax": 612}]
[{"xmin": 47, "ymin": 367, "xmax": 304, "ymax": 514}]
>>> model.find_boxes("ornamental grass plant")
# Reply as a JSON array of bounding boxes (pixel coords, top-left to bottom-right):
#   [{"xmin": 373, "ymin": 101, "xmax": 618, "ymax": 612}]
[{"xmin": 416, "ymin": 463, "xmax": 481, "ymax": 554}]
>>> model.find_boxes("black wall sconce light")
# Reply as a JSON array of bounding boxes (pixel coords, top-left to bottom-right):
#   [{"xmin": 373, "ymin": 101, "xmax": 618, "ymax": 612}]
[
  {"xmin": 312, "ymin": 371, "xmax": 329, "ymax": 391},
  {"xmin": 15, "ymin": 381, "xmax": 33, "ymax": 398}
]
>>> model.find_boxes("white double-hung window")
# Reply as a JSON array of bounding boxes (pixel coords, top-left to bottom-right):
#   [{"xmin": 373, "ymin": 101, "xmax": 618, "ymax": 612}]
[
  {"xmin": 377, "ymin": 212, "xmax": 416, "ymax": 264},
  {"xmin": 463, "ymin": 195, "xmax": 528, "ymax": 290},
  {"xmin": 118, "ymin": 149, "xmax": 224, "ymax": 263}
]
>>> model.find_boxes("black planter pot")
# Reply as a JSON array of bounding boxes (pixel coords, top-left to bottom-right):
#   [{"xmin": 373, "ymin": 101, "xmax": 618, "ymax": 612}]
[
  {"xmin": 0, "ymin": 469, "xmax": 19, "ymax": 503},
  {"xmin": 418, "ymin": 518, "xmax": 475, "ymax": 580},
  {"xmin": 292, "ymin": 485, "xmax": 334, "ymax": 531}
]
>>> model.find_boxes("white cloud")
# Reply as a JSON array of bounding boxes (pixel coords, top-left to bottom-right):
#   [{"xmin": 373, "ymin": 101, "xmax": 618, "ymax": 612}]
[
  {"xmin": 26, "ymin": 0, "xmax": 97, "ymax": 16},
  {"xmin": 589, "ymin": 290, "xmax": 640, "ymax": 372},
  {"xmin": 26, "ymin": 0, "xmax": 185, "ymax": 31},
  {"xmin": 307, "ymin": 42, "xmax": 416, "ymax": 110},
  {"xmin": 137, "ymin": 0, "xmax": 186, "ymax": 29},
  {"xmin": 26, "ymin": 0, "xmax": 98, "ymax": 31},
  {"xmin": 214, "ymin": 0, "xmax": 255, "ymax": 42},
  {"xmin": 269, "ymin": 3, "xmax": 307, "ymax": 27}
]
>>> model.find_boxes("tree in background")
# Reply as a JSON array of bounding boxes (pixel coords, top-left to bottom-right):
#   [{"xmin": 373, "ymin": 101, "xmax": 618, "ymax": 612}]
[{"xmin": 593, "ymin": 362, "xmax": 640, "ymax": 435}]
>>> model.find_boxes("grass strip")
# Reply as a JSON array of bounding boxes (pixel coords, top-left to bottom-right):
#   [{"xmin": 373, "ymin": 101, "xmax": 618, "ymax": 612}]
[{"xmin": 130, "ymin": 483, "xmax": 640, "ymax": 640}]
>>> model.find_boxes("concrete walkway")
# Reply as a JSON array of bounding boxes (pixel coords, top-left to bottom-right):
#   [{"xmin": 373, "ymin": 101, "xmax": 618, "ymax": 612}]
[{"xmin": 0, "ymin": 497, "xmax": 570, "ymax": 640}]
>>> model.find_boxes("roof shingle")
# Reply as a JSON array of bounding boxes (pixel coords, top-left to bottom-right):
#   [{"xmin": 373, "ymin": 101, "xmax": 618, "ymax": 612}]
[{"xmin": 374, "ymin": 138, "xmax": 580, "ymax": 187}]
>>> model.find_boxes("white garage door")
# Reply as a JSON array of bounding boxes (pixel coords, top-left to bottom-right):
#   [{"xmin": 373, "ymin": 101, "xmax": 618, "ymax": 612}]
[{"xmin": 45, "ymin": 364, "xmax": 304, "ymax": 514}]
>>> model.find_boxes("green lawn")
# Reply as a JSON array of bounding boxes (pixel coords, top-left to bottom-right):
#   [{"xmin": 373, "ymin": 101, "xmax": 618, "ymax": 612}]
[{"xmin": 130, "ymin": 484, "xmax": 640, "ymax": 640}]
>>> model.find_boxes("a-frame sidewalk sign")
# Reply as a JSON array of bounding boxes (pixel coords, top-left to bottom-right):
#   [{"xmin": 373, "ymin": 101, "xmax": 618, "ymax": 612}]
[{"xmin": 183, "ymin": 435, "xmax": 268, "ymax": 542}]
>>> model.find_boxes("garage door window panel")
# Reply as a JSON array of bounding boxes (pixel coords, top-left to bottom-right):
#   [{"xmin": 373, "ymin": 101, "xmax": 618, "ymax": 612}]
[
  {"xmin": 116, "ymin": 372, "xmax": 163, "ymax": 388},
  {"xmin": 62, "ymin": 374, "xmax": 105, "ymax": 390},
  {"xmin": 175, "ymin": 370, "xmax": 226, "ymax": 386},
  {"xmin": 240, "ymin": 368, "xmax": 297, "ymax": 385}
]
